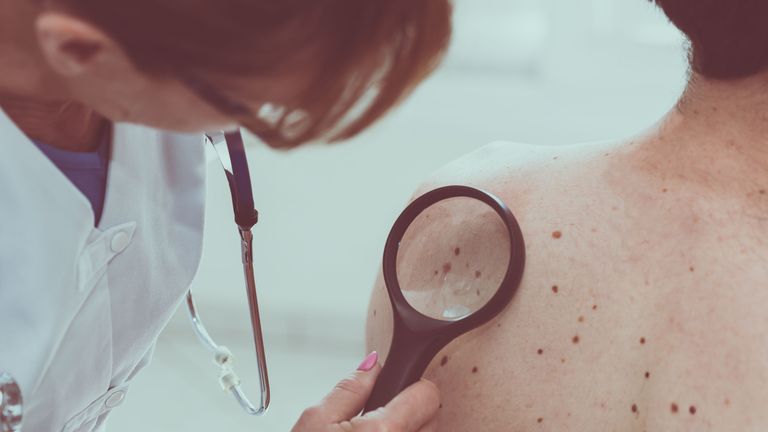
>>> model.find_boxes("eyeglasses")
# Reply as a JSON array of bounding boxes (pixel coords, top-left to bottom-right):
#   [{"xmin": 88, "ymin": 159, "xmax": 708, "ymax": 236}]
[
  {"xmin": 186, "ymin": 130, "xmax": 270, "ymax": 415},
  {"xmin": 178, "ymin": 72, "xmax": 272, "ymax": 140}
]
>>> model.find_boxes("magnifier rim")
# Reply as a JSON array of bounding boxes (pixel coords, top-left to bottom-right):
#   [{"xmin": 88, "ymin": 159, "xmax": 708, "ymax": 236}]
[{"xmin": 382, "ymin": 185, "xmax": 526, "ymax": 334}]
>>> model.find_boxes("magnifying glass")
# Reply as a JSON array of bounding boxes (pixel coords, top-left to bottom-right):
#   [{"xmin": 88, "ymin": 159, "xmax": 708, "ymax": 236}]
[{"xmin": 364, "ymin": 185, "xmax": 525, "ymax": 412}]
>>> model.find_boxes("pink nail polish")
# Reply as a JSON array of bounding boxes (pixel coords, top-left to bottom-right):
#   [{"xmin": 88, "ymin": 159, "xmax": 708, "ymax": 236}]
[{"xmin": 357, "ymin": 351, "xmax": 379, "ymax": 371}]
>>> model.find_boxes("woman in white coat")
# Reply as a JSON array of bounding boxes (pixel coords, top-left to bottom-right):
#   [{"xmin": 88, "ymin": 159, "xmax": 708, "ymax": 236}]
[{"xmin": 0, "ymin": 0, "xmax": 452, "ymax": 431}]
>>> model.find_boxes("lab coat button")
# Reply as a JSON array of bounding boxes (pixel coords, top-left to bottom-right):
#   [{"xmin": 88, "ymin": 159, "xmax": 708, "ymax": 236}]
[
  {"xmin": 105, "ymin": 390, "xmax": 126, "ymax": 408},
  {"xmin": 110, "ymin": 231, "xmax": 130, "ymax": 253}
]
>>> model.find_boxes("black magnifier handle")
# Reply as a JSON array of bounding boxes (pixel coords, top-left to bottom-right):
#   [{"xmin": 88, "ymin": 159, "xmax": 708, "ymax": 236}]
[{"xmin": 363, "ymin": 327, "xmax": 452, "ymax": 413}]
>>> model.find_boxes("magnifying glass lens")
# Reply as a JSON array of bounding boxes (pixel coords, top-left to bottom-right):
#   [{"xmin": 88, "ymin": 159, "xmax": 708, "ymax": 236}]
[{"xmin": 396, "ymin": 196, "xmax": 512, "ymax": 321}]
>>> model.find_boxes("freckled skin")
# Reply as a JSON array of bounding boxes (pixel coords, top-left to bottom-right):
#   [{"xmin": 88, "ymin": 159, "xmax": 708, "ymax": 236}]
[{"xmin": 366, "ymin": 141, "xmax": 768, "ymax": 431}]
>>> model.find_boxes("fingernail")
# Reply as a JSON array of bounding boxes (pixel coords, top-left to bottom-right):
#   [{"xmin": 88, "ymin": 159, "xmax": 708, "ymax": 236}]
[{"xmin": 357, "ymin": 351, "xmax": 379, "ymax": 371}]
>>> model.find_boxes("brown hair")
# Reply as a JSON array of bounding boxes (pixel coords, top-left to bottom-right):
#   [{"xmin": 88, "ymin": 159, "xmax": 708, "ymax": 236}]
[
  {"xmin": 651, "ymin": 0, "xmax": 768, "ymax": 79},
  {"xmin": 58, "ymin": 0, "xmax": 453, "ymax": 148}
]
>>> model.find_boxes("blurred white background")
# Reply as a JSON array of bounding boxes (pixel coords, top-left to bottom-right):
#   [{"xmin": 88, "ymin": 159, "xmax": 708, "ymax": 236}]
[{"xmin": 111, "ymin": 0, "xmax": 688, "ymax": 430}]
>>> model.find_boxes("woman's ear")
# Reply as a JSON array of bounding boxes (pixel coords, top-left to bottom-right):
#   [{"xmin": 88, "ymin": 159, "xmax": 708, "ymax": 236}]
[{"xmin": 34, "ymin": 12, "xmax": 124, "ymax": 77}]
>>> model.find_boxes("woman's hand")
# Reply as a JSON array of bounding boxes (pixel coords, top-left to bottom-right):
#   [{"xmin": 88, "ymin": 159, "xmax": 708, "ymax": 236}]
[{"xmin": 291, "ymin": 352, "xmax": 440, "ymax": 432}]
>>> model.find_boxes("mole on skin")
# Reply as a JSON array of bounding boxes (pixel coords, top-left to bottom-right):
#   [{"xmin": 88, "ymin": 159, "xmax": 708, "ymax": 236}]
[
  {"xmin": 592, "ymin": 304, "xmax": 598, "ymax": 310},
  {"xmin": 552, "ymin": 285, "xmax": 559, "ymax": 294},
  {"xmin": 442, "ymin": 262, "xmax": 452, "ymax": 273},
  {"xmin": 552, "ymin": 230, "xmax": 563, "ymax": 239},
  {"xmin": 440, "ymin": 356, "xmax": 448, "ymax": 366},
  {"xmin": 454, "ymin": 247, "xmax": 461, "ymax": 256},
  {"xmin": 475, "ymin": 270, "xmax": 482, "ymax": 278},
  {"xmin": 572, "ymin": 335, "xmax": 580, "ymax": 344},
  {"xmin": 689, "ymin": 405, "xmax": 697, "ymax": 415},
  {"xmin": 631, "ymin": 404, "xmax": 638, "ymax": 414},
  {"xmin": 537, "ymin": 417, "xmax": 544, "ymax": 423},
  {"xmin": 471, "ymin": 366, "xmax": 478, "ymax": 374},
  {"xmin": 644, "ymin": 371, "xmax": 650, "ymax": 379},
  {"xmin": 671, "ymin": 403, "xmax": 679, "ymax": 414},
  {"xmin": 578, "ymin": 316, "xmax": 585, "ymax": 323},
  {"xmin": 640, "ymin": 337, "xmax": 646, "ymax": 345},
  {"xmin": 537, "ymin": 349, "xmax": 543, "ymax": 355}
]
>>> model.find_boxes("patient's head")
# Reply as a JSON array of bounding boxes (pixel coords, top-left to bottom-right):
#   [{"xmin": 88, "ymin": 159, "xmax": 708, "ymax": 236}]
[{"xmin": 651, "ymin": 0, "xmax": 768, "ymax": 79}]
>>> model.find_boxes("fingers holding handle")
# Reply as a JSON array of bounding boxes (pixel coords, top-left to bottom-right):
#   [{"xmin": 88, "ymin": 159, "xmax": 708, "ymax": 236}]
[{"xmin": 291, "ymin": 352, "xmax": 441, "ymax": 432}]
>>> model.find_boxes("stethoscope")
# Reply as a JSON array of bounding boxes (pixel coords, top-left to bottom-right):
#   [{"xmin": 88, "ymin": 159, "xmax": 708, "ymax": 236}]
[
  {"xmin": 1, "ymin": 130, "xmax": 526, "ymax": 429},
  {"xmin": 189, "ymin": 133, "xmax": 528, "ymax": 415}
]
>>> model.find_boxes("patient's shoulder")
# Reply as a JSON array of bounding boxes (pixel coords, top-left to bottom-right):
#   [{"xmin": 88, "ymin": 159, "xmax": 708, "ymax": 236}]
[{"xmin": 427, "ymin": 140, "xmax": 618, "ymax": 186}]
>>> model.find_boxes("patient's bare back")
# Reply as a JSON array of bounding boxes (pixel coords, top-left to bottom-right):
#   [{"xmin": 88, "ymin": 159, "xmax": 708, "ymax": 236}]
[{"xmin": 366, "ymin": 138, "xmax": 768, "ymax": 431}]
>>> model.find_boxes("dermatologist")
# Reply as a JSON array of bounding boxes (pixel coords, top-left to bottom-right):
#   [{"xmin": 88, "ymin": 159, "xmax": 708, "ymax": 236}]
[{"xmin": 0, "ymin": 1, "xmax": 452, "ymax": 431}]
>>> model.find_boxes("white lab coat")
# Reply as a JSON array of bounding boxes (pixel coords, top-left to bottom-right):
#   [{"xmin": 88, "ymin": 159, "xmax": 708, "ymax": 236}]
[{"xmin": 0, "ymin": 108, "xmax": 206, "ymax": 432}]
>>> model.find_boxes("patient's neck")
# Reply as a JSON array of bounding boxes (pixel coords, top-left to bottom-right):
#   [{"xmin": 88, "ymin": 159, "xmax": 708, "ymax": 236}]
[
  {"xmin": 679, "ymin": 71, "xmax": 768, "ymax": 138},
  {"xmin": 0, "ymin": 94, "xmax": 106, "ymax": 152},
  {"xmin": 646, "ymin": 71, "xmax": 768, "ymax": 193}
]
